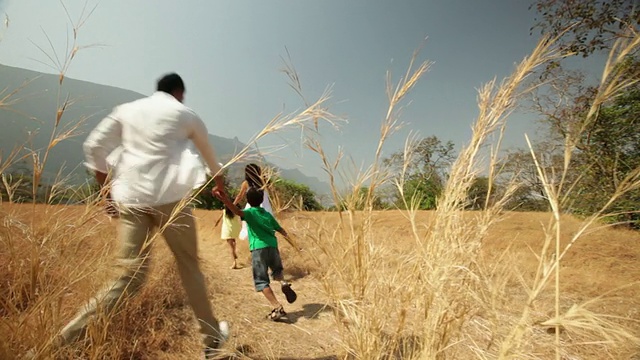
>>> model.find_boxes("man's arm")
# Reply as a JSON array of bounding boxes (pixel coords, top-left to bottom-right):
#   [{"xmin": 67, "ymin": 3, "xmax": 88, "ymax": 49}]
[
  {"xmin": 94, "ymin": 170, "xmax": 109, "ymax": 188},
  {"xmin": 97, "ymin": 171, "xmax": 118, "ymax": 218},
  {"xmin": 83, "ymin": 111, "xmax": 122, "ymax": 217},
  {"xmin": 83, "ymin": 112, "xmax": 122, "ymax": 176},
  {"xmin": 188, "ymin": 114, "xmax": 225, "ymax": 193}
]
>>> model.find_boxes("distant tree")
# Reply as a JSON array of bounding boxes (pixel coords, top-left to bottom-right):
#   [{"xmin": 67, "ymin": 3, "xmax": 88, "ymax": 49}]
[
  {"xmin": 193, "ymin": 172, "xmax": 237, "ymax": 210},
  {"xmin": 530, "ymin": 0, "xmax": 639, "ymax": 58},
  {"xmin": 506, "ymin": 185, "xmax": 550, "ymax": 212},
  {"xmin": 0, "ymin": 167, "xmax": 78, "ymax": 204},
  {"xmin": 376, "ymin": 184, "xmax": 399, "ymax": 209},
  {"xmin": 396, "ymin": 177, "xmax": 441, "ymax": 210},
  {"xmin": 527, "ymin": 0, "xmax": 640, "ymax": 227},
  {"xmin": 340, "ymin": 186, "xmax": 387, "ymax": 211},
  {"xmin": 466, "ymin": 176, "xmax": 491, "ymax": 210},
  {"xmin": 271, "ymin": 177, "xmax": 322, "ymax": 211},
  {"xmin": 498, "ymin": 149, "xmax": 551, "ymax": 212},
  {"xmin": 1, "ymin": 172, "xmax": 35, "ymax": 203},
  {"xmin": 0, "ymin": 161, "xmax": 44, "ymax": 203},
  {"xmin": 568, "ymin": 87, "xmax": 640, "ymax": 227},
  {"xmin": 383, "ymin": 136, "xmax": 456, "ymax": 210}
]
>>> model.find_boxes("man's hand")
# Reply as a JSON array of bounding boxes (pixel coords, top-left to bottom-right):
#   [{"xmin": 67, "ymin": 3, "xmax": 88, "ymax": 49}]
[
  {"xmin": 105, "ymin": 197, "xmax": 119, "ymax": 218},
  {"xmin": 211, "ymin": 187, "xmax": 225, "ymax": 200},
  {"xmin": 211, "ymin": 174, "xmax": 226, "ymax": 198},
  {"xmin": 211, "ymin": 188, "xmax": 228, "ymax": 202},
  {"xmin": 211, "ymin": 187, "xmax": 224, "ymax": 198},
  {"xmin": 95, "ymin": 170, "xmax": 119, "ymax": 218}
]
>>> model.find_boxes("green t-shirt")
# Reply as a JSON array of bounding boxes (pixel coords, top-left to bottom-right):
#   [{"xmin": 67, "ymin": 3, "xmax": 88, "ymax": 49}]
[{"xmin": 242, "ymin": 207, "xmax": 282, "ymax": 251}]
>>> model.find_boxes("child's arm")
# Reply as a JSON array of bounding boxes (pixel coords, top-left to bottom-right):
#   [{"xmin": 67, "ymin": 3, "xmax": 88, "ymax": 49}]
[
  {"xmin": 216, "ymin": 192, "xmax": 244, "ymax": 218},
  {"xmin": 276, "ymin": 227, "xmax": 302, "ymax": 251},
  {"xmin": 275, "ymin": 227, "xmax": 289, "ymax": 238},
  {"xmin": 232, "ymin": 181, "xmax": 248, "ymax": 205}
]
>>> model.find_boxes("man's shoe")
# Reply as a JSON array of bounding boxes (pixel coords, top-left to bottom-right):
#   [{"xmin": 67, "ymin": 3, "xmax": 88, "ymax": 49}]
[{"xmin": 204, "ymin": 321, "xmax": 230, "ymax": 359}]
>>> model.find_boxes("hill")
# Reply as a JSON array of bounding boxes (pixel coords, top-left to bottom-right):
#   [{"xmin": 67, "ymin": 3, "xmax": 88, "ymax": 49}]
[{"xmin": 0, "ymin": 64, "xmax": 330, "ymax": 195}]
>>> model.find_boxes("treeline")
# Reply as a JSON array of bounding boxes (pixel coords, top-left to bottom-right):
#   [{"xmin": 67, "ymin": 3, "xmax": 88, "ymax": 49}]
[
  {"xmin": 3, "ymin": 0, "xmax": 638, "ymax": 228},
  {"xmin": 192, "ymin": 171, "xmax": 322, "ymax": 212},
  {"xmin": 3, "ymin": 104, "xmax": 638, "ymax": 231},
  {"xmin": 0, "ymin": 165, "xmax": 325, "ymax": 212}
]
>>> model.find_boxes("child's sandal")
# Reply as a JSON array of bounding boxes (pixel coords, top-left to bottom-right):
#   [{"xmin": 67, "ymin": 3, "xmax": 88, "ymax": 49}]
[
  {"xmin": 281, "ymin": 283, "xmax": 297, "ymax": 304},
  {"xmin": 267, "ymin": 306, "xmax": 286, "ymax": 321}
]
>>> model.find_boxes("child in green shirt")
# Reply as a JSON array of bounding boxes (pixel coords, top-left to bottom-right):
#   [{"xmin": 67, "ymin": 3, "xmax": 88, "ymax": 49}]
[{"xmin": 215, "ymin": 187, "xmax": 297, "ymax": 321}]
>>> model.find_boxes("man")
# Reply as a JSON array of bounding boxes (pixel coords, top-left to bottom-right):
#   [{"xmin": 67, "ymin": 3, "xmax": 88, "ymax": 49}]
[{"xmin": 56, "ymin": 73, "xmax": 229, "ymax": 357}]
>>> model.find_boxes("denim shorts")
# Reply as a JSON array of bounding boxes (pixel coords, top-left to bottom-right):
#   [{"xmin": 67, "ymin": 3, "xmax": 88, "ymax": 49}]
[{"xmin": 251, "ymin": 247, "xmax": 284, "ymax": 291}]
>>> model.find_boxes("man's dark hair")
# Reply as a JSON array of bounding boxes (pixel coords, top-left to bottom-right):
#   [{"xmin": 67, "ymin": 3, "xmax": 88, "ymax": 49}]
[
  {"xmin": 246, "ymin": 187, "xmax": 264, "ymax": 207},
  {"xmin": 157, "ymin": 73, "xmax": 185, "ymax": 94}
]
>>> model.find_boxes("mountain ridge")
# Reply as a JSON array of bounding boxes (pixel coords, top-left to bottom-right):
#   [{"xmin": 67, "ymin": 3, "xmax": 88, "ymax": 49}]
[{"xmin": 0, "ymin": 64, "xmax": 330, "ymax": 195}]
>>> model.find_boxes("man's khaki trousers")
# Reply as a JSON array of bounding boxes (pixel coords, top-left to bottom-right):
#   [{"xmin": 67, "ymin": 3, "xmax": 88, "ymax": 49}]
[{"xmin": 58, "ymin": 201, "xmax": 222, "ymax": 348}]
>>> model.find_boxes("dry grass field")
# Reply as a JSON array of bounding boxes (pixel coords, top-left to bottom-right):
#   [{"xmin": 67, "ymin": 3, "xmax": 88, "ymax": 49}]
[
  {"xmin": 2, "ymin": 12, "xmax": 639, "ymax": 359},
  {"xmin": 1, "ymin": 203, "xmax": 639, "ymax": 359}
]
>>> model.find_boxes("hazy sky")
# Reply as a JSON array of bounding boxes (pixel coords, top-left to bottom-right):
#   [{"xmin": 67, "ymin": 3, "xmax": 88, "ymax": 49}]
[{"xmin": 0, "ymin": 0, "xmax": 605, "ymax": 182}]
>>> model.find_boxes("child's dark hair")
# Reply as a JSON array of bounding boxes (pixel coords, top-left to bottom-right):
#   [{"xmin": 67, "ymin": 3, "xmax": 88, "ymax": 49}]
[
  {"xmin": 223, "ymin": 204, "xmax": 235, "ymax": 219},
  {"xmin": 246, "ymin": 187, "xmax": 264, "ymax": 207},
  {"xmin": 245, "ymin": 163, "xmax": 264, "ymax": 189}
]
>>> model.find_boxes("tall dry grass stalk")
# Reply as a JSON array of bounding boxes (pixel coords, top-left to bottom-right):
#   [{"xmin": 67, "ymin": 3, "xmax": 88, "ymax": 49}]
[
  {"xmin": 291, "ymin": 43, "xmax": 438, "ymax": 359},
  {"xmin": 0, "ymin": 2, "xmax": 341, "ymax": 359},
  {"xmin": 3, "ymin": 3, "xmax": 640, "ymax": 360},
  {"xmin": 286, "ymin": 27, "xmax": 640, "ymax": 360},
  {"xmin": 504, "ymin": 26, "xmax": 640, "ymax": 360}
]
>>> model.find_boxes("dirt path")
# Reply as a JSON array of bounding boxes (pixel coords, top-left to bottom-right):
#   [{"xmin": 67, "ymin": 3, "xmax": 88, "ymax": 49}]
[{"xmin": 194, "ymin": 210, "xmax": 341, "ymax": 359}]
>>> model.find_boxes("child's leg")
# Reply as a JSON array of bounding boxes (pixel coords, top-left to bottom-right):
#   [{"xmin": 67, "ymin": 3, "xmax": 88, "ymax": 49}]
[
  {"xmin": 268, "ymin": 247, "xmax": 285, "ymax": 282},
  {"xmin": 261, "ymin": 287, "xmax": 280, "ymax": 308},
  {"xmin": 226, "ymin": 238, "xmax": 238, "ymax": 269},
  {"xmin": 252, "ymin": 248, "xmax": 282, "ymax": 309},
  {"xmin": 268, "ymin": 248, "xmax": 297, "ymax": 304}
]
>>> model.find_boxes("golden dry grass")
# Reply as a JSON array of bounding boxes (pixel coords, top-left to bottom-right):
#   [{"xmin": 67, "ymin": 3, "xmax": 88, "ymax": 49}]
[
  {"xmin": 2, "ymin": 204, "xmax": 639, "ymax": 359},
  {"xmin": 2, "ymin": 8, "xmax": 639, "ymax": 360}
]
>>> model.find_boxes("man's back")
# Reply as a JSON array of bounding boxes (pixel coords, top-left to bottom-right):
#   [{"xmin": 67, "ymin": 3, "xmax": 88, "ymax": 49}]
[
  {"xmin": 84, "ymin": 91, "xmax": 209, "ymax": 207},
  {"xmin": 117, "ymin": 92, "xmax": 192, "ymax": 157}
]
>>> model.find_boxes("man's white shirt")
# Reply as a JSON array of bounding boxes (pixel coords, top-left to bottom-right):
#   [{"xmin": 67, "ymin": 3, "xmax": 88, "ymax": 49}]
[{"xmin": 84, "ymin": 91, "xmax": 222, "ymax": 207}]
